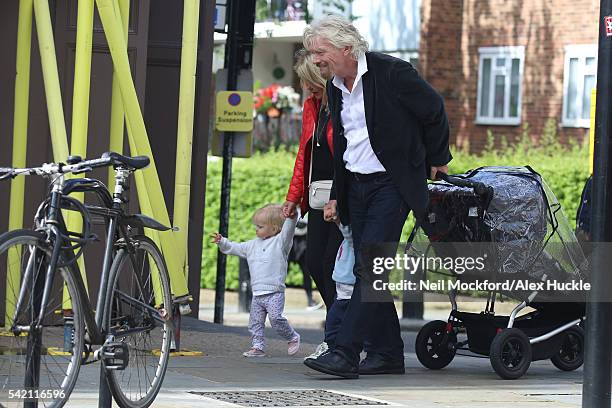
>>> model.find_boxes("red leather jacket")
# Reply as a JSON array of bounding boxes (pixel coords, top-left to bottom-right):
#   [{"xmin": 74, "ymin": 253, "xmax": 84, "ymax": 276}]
[{"xmin": 286, "ymin": 95, "xmax": 334, "ymax": 214}]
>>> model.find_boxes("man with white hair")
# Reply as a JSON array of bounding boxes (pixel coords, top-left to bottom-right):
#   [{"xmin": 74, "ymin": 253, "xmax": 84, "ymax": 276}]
[{"xmin": 302, "ymin": 14, "xmax": 452, "ymax": 379}]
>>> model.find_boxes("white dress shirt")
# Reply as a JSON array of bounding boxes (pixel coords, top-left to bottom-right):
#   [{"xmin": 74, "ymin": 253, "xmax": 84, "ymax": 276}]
[{"xmin": 332, "ymin": 53, "xmax": 386, "ymax": 174}]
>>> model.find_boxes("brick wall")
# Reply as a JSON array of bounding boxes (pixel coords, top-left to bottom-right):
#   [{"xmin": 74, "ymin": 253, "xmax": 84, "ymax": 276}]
[{"xmin": 420, "ymin": 0, "xmax": 600, "ymax": 152}]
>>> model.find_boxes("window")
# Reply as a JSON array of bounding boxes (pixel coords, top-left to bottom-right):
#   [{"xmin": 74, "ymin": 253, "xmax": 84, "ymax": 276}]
[
  {"xmin": 563, "ymin": 44, "xmax": 597, "ymax": 128},
  {"xmin": 476, "ymin": 46, "xmax": 525, "ymax": 126}
]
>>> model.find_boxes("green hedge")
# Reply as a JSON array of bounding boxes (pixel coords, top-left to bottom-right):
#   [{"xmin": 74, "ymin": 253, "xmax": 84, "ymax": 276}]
[{"xmin": 202, "ymin": 134, "xmax": 590, "ymax": 289}]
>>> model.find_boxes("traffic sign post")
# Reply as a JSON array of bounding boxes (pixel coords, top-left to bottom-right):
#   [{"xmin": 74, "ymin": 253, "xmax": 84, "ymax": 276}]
[
  {"xmin": 214, "ymin": 0, "xmax": 256, "ymax": 325},
  {"xmin": 583, "ymin": 2, "xmax": 612, "ymax": 407}
]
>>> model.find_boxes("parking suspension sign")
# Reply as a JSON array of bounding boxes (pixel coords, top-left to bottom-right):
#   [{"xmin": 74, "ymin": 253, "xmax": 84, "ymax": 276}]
[{"xmin": 215, "ymin": 91, "xmax": 253, "ymax": 132}]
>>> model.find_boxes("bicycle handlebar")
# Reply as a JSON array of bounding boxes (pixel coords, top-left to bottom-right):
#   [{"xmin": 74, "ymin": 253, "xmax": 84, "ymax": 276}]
[
  {"xmin": 0, "ymin": 168, "xmax": 12, "ymax": 181},
  {"xmin": 0, "ymin": 152, "xmax": 148, "ymax": 180}
]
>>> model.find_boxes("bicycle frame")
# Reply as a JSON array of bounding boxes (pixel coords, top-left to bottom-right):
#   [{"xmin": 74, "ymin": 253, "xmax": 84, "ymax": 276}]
[{"xmin": 10, "ymin": 167, "xmax": 167, "ymax": 348}]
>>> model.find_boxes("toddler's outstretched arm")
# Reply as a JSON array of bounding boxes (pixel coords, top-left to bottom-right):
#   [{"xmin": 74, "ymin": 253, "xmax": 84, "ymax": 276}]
[{"xmin": 211, "ymin": 232, "xmax": 250, "ymax": 258}]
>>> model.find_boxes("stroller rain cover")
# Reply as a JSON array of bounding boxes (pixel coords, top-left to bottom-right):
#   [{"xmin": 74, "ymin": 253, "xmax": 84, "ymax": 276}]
[{"xmin": 419, "ymin": 166, "xmax": 589, "ymax": 302}]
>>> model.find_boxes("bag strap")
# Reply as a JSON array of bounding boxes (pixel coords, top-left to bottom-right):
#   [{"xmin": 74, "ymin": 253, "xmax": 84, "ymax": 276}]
[
  {"xmin": 308, "ymin": 103, "xmax": 329, "ymax": 188},
  {"xmin": 308, "ymin": 127, "xmax": 315, "ymax": 189}
]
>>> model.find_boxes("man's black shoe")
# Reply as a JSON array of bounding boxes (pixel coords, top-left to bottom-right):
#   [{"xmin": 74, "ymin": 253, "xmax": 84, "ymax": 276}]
[
  {"xmin": 303, "ymin": 350, "xmax": 359, "ymax": 379},
  {"xmin": 358, "ymin": 354, "xmax": 405, "ymax": 375}
]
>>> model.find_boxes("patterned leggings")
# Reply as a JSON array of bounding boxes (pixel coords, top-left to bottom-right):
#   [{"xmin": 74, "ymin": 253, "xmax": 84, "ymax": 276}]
[{"xmin": 249, "ymin": 292, "xmax": 298, "ymax": 351}]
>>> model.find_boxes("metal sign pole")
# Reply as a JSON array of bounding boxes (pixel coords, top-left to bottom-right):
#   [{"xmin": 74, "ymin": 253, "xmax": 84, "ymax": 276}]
[
  {"xmin": 583, "ymin": 1, "xmax": 612, "ymax": 407},
  {"xmin": 213, "ymin": 0, "xmax": 238, "ymax": 325},
  {"xmin": 214, "ymin": 0, "xmax": 256, "ymax": 324}
]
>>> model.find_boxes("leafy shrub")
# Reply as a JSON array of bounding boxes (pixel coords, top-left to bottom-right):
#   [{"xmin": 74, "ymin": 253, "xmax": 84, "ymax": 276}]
[{"xmin": 202, "ymin": 134, "xmax": 590, "ymax": 289}]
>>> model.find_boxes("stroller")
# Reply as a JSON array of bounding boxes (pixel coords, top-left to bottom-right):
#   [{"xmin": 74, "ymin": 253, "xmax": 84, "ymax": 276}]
[{"xmin": 408, "ymin": 166, "xmax": 588, "ymax": 379}]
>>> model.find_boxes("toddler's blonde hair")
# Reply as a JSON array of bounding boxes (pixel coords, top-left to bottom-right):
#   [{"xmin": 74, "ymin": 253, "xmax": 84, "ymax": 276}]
[{"xmin": 252, "ymin": 204, "xmax": 285, "ymax": 233}]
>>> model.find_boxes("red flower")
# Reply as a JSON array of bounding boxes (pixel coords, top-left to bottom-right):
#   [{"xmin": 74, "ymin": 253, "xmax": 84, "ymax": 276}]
[{"xmin": 253, "ymin": 83, "xmax": 297, "ymax": 116}]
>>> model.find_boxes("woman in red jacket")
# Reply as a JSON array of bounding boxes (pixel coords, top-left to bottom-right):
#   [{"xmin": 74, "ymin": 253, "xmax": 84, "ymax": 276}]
[{"xmin": 282, "ymin": 50, "xmax": 342, "ymax": 312}]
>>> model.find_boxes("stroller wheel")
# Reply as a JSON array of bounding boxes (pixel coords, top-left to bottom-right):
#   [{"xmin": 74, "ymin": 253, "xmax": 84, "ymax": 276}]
[
  {"xmin": 490, "ymin": 328, "xmax": 532, "ymax": 380},
  {"xmin": 550, "ymin": 325, "xmax": 584, "ymax": 371},
  {"xmin": 415, "ymin": 320, "xmax": 457, "ymax": 370}
]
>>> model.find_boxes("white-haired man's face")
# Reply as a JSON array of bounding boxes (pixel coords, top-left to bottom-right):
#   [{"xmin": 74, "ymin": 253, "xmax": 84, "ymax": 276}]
[{"xmin": 308, "ymin": 37, "xmax": 354, "ymax": 79}]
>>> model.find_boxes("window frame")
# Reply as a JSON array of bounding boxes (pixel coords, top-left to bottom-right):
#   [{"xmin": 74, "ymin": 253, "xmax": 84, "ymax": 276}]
[
  {"xmin": 476, "ymin": 46, "xmax": 525, "ymax": 126},
  {"xmin": 562, "ymin": 44, "xmax": 598, "ymax": 129}
]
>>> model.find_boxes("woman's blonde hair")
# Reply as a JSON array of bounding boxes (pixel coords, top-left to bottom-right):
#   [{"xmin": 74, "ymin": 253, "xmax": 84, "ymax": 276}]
[
  {"xmin": 303, "ymin": 14, "xmax": 369, "ymax": 60},
  {"xmin": 252, "ymin": 204, "xmax": 285, "ymax": 232},
  {"xmin": 293, "ymin": 48, "xmax": 327, "ymax": 90}
]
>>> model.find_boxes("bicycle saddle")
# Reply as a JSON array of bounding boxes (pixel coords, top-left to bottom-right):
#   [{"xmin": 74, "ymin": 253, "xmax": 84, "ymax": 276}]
[{"xmin": 102, "ymin": 152, "xmax": 150, "ymax": 169}]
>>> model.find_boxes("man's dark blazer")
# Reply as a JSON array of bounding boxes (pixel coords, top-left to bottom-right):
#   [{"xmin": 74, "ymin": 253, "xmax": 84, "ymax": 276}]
[{"xmin": 327, "ymin": 51, "xmax": 452, "ymax": 224}]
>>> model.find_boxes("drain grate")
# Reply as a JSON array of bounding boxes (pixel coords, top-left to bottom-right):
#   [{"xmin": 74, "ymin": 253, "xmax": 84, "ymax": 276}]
[{"xmin": 190, "ymin": 389, "xmax": 388, "ymax": 407}]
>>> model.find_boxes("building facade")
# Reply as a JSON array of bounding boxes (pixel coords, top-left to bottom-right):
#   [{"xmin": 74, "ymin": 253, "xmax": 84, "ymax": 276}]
[
  {"xmin": 419, "ymin": 0, "xmax": 600, "ymax": 151},
  {"xmin": 215, "ymin": 0, "xmax": 421, "ymax": 90},
  {"xmin": 213, "ymin": 0, "xmax": 422, "ymax": 149}
]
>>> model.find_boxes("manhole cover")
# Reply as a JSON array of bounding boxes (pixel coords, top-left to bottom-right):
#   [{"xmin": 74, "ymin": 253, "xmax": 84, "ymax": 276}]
[{"xmin": 190, "ymin": 389, "xmax": 388, "ymax": 407}]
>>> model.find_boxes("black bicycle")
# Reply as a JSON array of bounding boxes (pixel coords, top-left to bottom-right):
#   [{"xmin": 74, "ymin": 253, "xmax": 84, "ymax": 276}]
[{"xmin": 0, "ymin": 152, "xmax": 173, "ymax": 408}]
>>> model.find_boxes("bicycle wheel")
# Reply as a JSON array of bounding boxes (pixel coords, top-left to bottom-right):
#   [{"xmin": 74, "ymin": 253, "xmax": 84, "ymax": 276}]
[
  {"xmin": 105, "ymin": 235, "xmax": 172, "ymax": 408},
  {"xmin": 0, "ymin": 229, "xmax": 84, "ymax": 408}
]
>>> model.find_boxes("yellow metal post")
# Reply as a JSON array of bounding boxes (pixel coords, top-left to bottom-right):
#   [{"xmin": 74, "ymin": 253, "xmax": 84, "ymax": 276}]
[
  {"xmin": 5, "ymin": 0, "xmax": 33, "ymax": 329},
  {"xmin": 108, "ymin": 0, "xmax": 130, "ymax": 185},
  {"xmin": 173, "ymin": 0, "xmax": 201, "ymax": 281},
  {"xmin": 95, "ymin": 0, "xmax": 189, "ymax": 297},
  {"xmin": 589, "ymin": 88, "xmax": 597, "ymax": 175},
  {"xmin": 97, "ymin": 0, "xmax": 165, "ymax": 302},
  {"xmin": 70, "ymin": 0, "xmax": 94, "ymax": 158},
  {"xmin": 66, "ymin": 0, "xmax": 95, "ymax": 293},
  {"xmin": 33, "ymin": 0, "xmax": 69, "ymax": 161},
  {"xmin": 123, "ymin": 116, "xmax": 165, "ymax": 302},
  {"xmin": 105, "ymin": 0, "xmax": 166, "ymax": 305}
]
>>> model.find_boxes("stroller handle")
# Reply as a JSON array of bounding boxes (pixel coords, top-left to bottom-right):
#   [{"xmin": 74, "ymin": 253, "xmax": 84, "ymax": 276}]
[{"xmin": 436, "ymin": 172, "xmax": 492, "ymax": 198}]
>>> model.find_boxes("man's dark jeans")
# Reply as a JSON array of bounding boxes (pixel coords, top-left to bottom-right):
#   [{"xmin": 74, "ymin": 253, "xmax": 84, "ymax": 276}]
[{"xmin": 334, "ymin": 172, "xmax": 409, "ymax": 365}]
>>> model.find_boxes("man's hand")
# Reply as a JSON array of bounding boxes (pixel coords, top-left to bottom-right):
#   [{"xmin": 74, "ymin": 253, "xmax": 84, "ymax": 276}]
[
  {"xmin": 282, "ymin": 200, "xmax": 298, "ymax": 218},
  {"xmin": 430, "ymin": 165, "xmax": 448, "ymax": 180},
  {"xmin": 323, "ymin": 200, "xmax": 338, "ymax": 222},
  {"xmin": 210, "ymin": 232, "xmax": 223, "ymax": 244}
]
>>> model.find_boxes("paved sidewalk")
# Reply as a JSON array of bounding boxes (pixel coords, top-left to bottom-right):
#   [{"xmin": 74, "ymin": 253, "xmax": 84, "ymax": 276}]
[
  {"xmin": 61, "ymin": 313, "xmax": 586, "ymax": 408},
  {"xmin": 28, "ymin": 289, "xmax": 586, "ymax": 407}
]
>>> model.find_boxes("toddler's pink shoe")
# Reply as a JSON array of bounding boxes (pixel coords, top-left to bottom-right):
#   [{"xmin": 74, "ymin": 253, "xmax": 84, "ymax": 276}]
[
  {"xmin": 288, "ymin": 334, "xmax": 301, "ymax": 355},
  {"xmin": 243, "ymin": 348, "xmax": 266, "ymax": 357}
]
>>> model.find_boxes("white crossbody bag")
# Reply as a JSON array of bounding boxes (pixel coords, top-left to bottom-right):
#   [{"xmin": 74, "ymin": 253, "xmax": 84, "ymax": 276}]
[{"xmin": 308, "ymin": 128, "xmax": 333, "ymax": 210}]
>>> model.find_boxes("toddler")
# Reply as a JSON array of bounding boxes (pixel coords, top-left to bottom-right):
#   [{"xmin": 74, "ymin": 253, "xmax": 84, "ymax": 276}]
[
  {"xmin": 305, "ymin": 222, "xmax": 355, "ymax": 359},
  {"xmin": 212, "ymin": 204, "xmax": 301, "ymax": 357}
]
